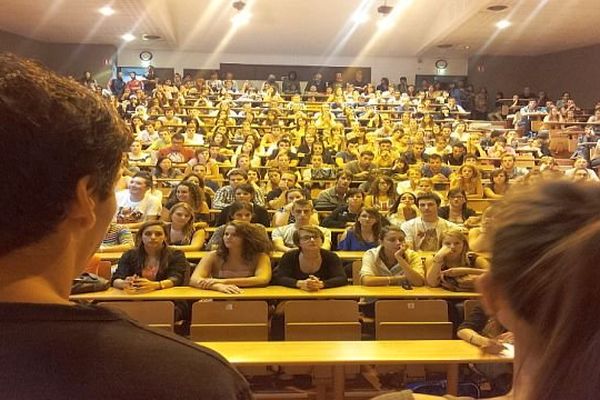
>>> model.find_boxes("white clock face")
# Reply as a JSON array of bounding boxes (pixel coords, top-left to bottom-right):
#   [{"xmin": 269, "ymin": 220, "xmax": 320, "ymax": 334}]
[
  {"xmin": 435, "ymin": 59, "xmax": 448, "ymax": 69},
  {"xmin": 139, "ymin": 51, "xmax": 153, "ymax": 61}
]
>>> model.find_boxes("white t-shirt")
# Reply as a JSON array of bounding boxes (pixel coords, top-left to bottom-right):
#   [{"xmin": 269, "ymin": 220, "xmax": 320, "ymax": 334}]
[{"xmin": 115, "ymin": 190, "xmax": 162, "ymax": 224}]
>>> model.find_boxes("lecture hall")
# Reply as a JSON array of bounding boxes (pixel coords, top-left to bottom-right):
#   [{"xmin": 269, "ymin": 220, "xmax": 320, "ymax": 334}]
[{"xmin": 1, "ymin": 1, "xmax": 600, "ymax": 399}]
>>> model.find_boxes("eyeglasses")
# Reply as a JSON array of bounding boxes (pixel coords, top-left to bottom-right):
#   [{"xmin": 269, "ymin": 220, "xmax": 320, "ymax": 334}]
[{"xmin": 299, "ymin": 234, "xmax": 321, "ymax": 242}]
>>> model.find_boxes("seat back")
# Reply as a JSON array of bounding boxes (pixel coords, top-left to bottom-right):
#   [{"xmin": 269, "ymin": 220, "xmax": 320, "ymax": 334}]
[
  {"xmin": 351, "ymin": 260, "xmax": 362, "ymax": 285},
  {"xmin": 468, "ymin": 198, "xmax": 495, "ymax": 214},
  {"xmin": 284, "ymin": 300, "xmax": 361, "ymax": 341},
  {"xmin": 190, "ymin": 300, "xmax": 268, "ymax": 341},
  {"xmin": 98, "ymin": 301, "xmax": 174, "ymax": 332},
  {"xmin": 375, "ymin": 300, "xmax": 452, "ymax": 340},
  {"xmin": 97, "ymin": 261, "xmax": 113, "ymax": 280},
  {"xmin": 463, "ymin": 299, "xmax": 482, "ymax": 320}
]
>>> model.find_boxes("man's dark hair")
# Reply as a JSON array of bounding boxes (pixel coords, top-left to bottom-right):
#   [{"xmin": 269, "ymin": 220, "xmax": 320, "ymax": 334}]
[
  {"xmin": 417, "ymin": 192, "xmax": 442, "ymax": 207},
  {"xmin": 360, "ymin": 150, "xmax": 375, "ymax": 157},
  {"xmin": 337, "ymin": 171, "xmax": 353, "ymax": 180},
  {"xmin": 133, "ymin": 171, "xmax": 153, "ymax": 190},
  {"xmin": 171, "ymin": 133, "xmax": 185, "ymax": 142},
  {"xmin": 429, "ymin": 154, "xmax": 443, "ymax": 162},
  {"xmin": 235, "ymin": 183, "xmax": 255, "ymax": 196},
  {"xmin": 227, "ymin": 168, "xmax": 248, "ymax": 180},
  {"xmin": 0, "ymin": 53, "xmax": 131, "ymax": 256}
]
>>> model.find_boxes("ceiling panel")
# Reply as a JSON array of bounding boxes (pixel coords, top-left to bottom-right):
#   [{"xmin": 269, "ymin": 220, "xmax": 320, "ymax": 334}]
[{"xmin": 0, "ymin": 0, "xmax": 598, "ymax": 58}]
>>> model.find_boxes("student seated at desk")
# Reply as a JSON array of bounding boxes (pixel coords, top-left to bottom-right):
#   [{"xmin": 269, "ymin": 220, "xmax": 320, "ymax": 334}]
[
  {"xmin": 338, "ymin": 207, "xmax": 382, "ymax": 251},
  {"xmin": 272, "ymin": 199, "xmax": 331, "ymax": 252},
  {"xmin": 272, "ymin": 188, "xmax": 319, "ymax": 227},
  {"xmin": 162, "ymin": 181, "xmax": 210, "ymax": 222},
  {"xmin": 164, "ymin": 202, "xmax": 206, "ymax": 251},
  {"xmin": 206, "ymin": 202, "xmax": 270, "ymax": 250},
  {"xmin": 112, "ymin": 221, "xmax": 188, "ymax": 294},
  {"xmin": 425, "ymin": 229, "xmax": 488, "ymax": 288},
  {"xmin": 191, "ymin": 221, "xmax": 272, "ymax": 294},
  {"xmin": 321, "ymin": 188, "xmax": 364, "ymax": 228},
  {"xmin": 457, "ymin": 304, "xmax": 513, "ymax": 396},
  {"xmin": 450, "ymin": 165, "xmax": 484, "ymax": 198},
  {"xmin": 438, "ymin": 189, "xmax": 478, "ymax": 228},
  {"xmin": 215, "ymin": 183, "xmax": 271, "ymax": 227},
  {"xmin": 484, "ymin": 168, "xmax": 510, "ymax": 199},
  {"xmin": 272, "ymin": 226, "xmax": 347, "ymax": 291},
  {"xmin": 98, "ymin": 222, "xmax": 134, "ymax": 253},
  {"xmin": 388, "ymin": 192, "xmax": 419, "ymax": 226},
  {"xmin": 360, "ymin": 225, "xmax": 425, "ymax": 287},
  {"xmin": 468, "ymin": 206, "xmax": 496, "ymax": 254}
]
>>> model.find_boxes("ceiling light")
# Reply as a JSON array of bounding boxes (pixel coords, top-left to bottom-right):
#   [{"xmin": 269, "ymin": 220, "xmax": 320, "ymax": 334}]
[
  {"xmin": 496, "ymin": 19, "xmax": 511, "ymax": 29},
  {"xmin": 231, "ymin": 11, "xmax": 251, "ymax": 26},
  {"xmin": 98, "ymin": 6, "xmax": 115, "ymax": 16},
  {"xmin": 377, "ymin": 18, "xmax": 393, "ymax": 30},
  {"xmin": 352, "ymin": 11, "xmax": 369, "ymax": 24},
  {"xmin": 142, "ymin": 34, "xmax": 162, "ymax": 41},
  {"xmin": 121, "ymin": 33, "xmax": 135, "ymax": 42}
]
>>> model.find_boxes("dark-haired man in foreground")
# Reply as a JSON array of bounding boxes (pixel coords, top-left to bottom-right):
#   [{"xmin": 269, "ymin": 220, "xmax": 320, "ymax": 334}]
[{"xmin": 0, "ymin": 53, "xmax": 251, "ymax": 399}]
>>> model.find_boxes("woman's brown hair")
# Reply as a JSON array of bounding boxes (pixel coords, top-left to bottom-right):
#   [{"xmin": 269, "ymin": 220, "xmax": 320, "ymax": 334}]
[
  {"xmin": 490, "ymin": 181, "xmax": 600, "ymax": 399},
  {"xmin": 216, "ymin": 221, "xmax": 272, "ymax": 262}
]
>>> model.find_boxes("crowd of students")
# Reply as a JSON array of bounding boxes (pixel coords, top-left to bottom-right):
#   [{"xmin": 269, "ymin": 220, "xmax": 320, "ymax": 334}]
[{"xmin": 100, "ymin": 69, "xmax": 600, "ymax": 295}]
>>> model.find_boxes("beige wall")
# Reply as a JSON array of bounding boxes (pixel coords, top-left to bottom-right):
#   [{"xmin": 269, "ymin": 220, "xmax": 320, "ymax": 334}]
[
  {"xmin": 0, "ymin": 30, "xmax": 116, "ymax": 85},
  {"xmin": 468, "ymin": 44, "xmax": 600, "ymax": 109}
]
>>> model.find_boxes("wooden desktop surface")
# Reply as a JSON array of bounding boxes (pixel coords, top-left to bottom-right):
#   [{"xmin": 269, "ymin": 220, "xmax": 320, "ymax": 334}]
[
  {"xmin": 200, "ymin": 340, "xmax": 510, "ymax": 398},
  {"xmin": 95, "ymin": 250, "xmax": 367, "ymax": 261},
  {"xmin": 200, "ymin": 340, "xmax": 508, "ymax": 366},
  {"xmin": 70, "ymin": 285, "xmax": 479, "ymax": 301}
]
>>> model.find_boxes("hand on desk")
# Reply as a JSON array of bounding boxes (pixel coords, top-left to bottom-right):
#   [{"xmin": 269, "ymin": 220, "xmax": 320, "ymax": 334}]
[
  {"xmin": 195, "ymin": 278, "xmax": 242, "ymax": 294},
  {"xmin": 481, "ymin": 338, "xmax": 506, "ymax": 355},
  {"xmin": 297, "ymin": 276, "xmax": 324, "ymax": 291},
  {"xmin": 123, "ymin": 276, "xmax": 159, "ymax": 295},
  {"xmin": 213, "ymin": 283, "xmax": 242, "ymax": 294}
]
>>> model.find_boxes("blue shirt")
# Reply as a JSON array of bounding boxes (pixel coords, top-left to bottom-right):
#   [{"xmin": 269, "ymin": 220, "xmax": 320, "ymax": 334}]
[{"xmin": 337, "ymin": 229, "xmax": 378, "ymax": 251}]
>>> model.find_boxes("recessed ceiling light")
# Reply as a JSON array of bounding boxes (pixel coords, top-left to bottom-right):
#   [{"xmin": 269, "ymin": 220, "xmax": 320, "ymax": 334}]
[
  {"xmin": 142, "ymin": 34, "xmax": 162, "ymax": 41},
  {"xmin": 98, "ymin": 6, "xmax": 115, "ymax": 16},
  {"xmin": 496, "ymin": 19, "xmax": 511, "ymax": 29},
  {"xmin": 231, "ymin": 11, "xmax": 251, "ymax": 26},
  {"xmin": 352, "ymin": 11, "xmax": 369, "ymax": 24},
  {"xmin": 377, "ymin": 17, "xmax": 393, "ymax": 30},
  {"xmin": 487, "ymin": 5, "xmax": 508, "ymax": 12},
  {"xmin": 464, "ymin": 45, "xmax": 471, "ymax": 49},
  {"xmin": 121, "ymin": 33, "xmax": 135, "ymax": 42}
]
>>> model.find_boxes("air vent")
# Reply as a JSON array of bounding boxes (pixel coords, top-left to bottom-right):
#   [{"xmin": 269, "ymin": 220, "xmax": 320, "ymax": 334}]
[
  {"xmin": 142, "ymin": 34, "xmax": 162, "ymax": 41},
  {"xmin": 487, "ymin": 5, "xmax": 508, "ymax": 11},
  {"xmin": 437, "ymin": 44, "xmax": 453, "ymax": 49}
]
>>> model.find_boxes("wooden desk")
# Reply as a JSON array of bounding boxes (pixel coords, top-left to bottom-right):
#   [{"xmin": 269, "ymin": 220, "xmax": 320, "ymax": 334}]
[
  {"xmin": 71, "ymin": 285, "xmax": 480, "ymax": 301},
  {"xmin": 95, "ymin": 250, "xmax": 366, "ymax": 262},
  {"xmin": 200, "ymin": 340, "xmax": 511, "ymax": 399}
]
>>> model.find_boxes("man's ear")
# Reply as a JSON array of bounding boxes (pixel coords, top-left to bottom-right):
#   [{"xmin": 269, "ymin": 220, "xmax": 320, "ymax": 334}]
[{"xmin": 69, "ymin": 176, "xmax": 97, "ymax": 230}]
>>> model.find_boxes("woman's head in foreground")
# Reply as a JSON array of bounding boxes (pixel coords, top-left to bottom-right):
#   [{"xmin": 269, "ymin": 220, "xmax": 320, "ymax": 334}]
[{"xmin": 480, "ymin": 181, "xmax": 600, "ymax": 399}]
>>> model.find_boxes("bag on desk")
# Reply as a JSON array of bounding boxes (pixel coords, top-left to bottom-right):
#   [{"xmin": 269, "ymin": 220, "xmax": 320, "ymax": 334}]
[
  {"xmin": 71, "ymin": 272, "xmax": 110, "ymax": 294},
  {"xmin": 440, "ymin": 274, "xmax": 478, "ymax": 292}
]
